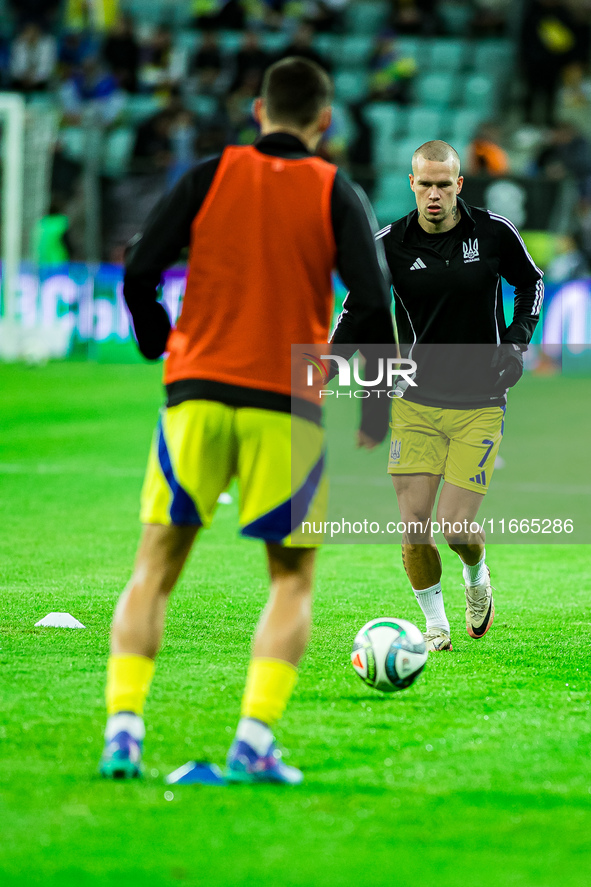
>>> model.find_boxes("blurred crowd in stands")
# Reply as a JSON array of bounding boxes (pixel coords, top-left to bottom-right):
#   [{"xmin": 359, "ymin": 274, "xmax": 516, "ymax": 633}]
[{"xmin": 2, "ymin": 0, "xmax": 591, "ymax": 273}]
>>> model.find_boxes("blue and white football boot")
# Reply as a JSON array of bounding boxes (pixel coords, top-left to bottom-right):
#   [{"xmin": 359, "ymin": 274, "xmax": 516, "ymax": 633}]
[
  {"xmin": 225, "ymin": 739, "xmax": 304, "ymax": 785},
  {"xmin": 99, "ymin": 713, "xmax": 144, "ymax": 779}
]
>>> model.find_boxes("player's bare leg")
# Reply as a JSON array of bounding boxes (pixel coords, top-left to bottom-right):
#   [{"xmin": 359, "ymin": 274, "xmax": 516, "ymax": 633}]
[
  {"xmin": 111, "ymin": 524, "xmax": 198, "ymax": 658},
  {"xmin": 437, "ymin": 482, "xmax": 494, "ymax": 639},
  {"xmin": 392, "ymin": 473, "xmax": 441, "ymax": 587},
  {"xmin": 253, "ymin": 544, "xmax": 316, "ymax": 665},
  {"xmin": 392, "ymin": 474, "xmax": 452, "ymax": 651},
  {"xmin": 100, "ymin": 524, "xmax": 198, "ymax": 779},
  {"xmin": 436, "ymin": 481, "xmax": 485, "ymax": 561},
  {"xmin": 226, "ymin": 544, "xmax": 316, "ymax": 784}
]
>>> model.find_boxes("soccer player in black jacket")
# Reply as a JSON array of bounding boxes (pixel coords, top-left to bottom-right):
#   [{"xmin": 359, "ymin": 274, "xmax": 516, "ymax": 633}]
[{"xmin": 344, "ymin": 140, "xmax": 543, "ymax": 651}]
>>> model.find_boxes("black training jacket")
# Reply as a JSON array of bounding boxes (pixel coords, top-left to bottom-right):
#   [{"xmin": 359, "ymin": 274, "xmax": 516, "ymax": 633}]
[{"xmin": 356, "ymin": 198, "xmax": 544, "ymax": 408}]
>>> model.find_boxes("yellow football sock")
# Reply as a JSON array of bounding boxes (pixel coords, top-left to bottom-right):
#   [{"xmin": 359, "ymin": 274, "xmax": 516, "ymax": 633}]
[
  {"xmin": 241, "ymin": 657, "xmax": 298, "ymax": 726},
  {"xmin": 106, "ymin": 654, "xmax": 155, "ymax": 717}
]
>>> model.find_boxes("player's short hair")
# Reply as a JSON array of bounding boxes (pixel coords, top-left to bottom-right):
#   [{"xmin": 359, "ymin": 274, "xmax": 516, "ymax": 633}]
[
  {"xmin": 262, "ymin": 57, "xmax": 333, "ymax": 128},
  {"xmin": 412, "ymin": 140, "xmax": 461, "ymax": 174}
]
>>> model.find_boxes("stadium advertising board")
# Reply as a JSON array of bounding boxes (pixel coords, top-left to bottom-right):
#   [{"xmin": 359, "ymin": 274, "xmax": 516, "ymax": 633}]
[
  {"xmin": 2, "ymin": 263, "xmax": 591, "ymax": 360},
  {"xmin": 2, "ymin": 264, "xmax": 590, "ymax": 544}
]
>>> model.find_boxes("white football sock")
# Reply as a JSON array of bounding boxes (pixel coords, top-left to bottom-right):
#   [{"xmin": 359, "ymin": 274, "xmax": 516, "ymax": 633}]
[
  {"xmin": 413, "ymin": 582, "xmax": 450, "ymax": 633},
  {"xmin": 235, "ymin": 717, "xmax": 274, "ymax": 756},
  {"xmin": 105, "ymin": 712, "xmax": 145, "ymax": 741},
  {"xmin": 462, "ymin": 552, "xmax": 487, "ymax": 587}
]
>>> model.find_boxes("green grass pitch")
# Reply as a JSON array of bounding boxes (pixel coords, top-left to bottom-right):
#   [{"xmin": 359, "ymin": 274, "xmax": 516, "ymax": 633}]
[{"xmin": 1, "ymin": 362, "xmax": 590, "ymax": 887}]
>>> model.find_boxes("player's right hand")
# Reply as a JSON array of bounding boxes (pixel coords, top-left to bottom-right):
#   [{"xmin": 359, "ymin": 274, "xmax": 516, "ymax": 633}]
[{"xmin": 357, "ymin": 430, "xmax": 381, "ymax": 450}]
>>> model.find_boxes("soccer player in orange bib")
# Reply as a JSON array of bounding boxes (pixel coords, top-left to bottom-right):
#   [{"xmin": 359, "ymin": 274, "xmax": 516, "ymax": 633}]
[{"xmin": 99, "ymin": 57, "xmax": 394, "ymax": 783}]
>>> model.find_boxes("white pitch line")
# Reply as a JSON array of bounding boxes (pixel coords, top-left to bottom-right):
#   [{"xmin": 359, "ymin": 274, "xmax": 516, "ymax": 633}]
[
  {"xmin": 0, "ymin": 463, "xmax": 144, "ymax": 478},
  {"xmin": 492, "ymin": 481, "xmax": 591, "ymax": 496},
  {"xmin": 330, "ymin": 475, "xmax": 591, "ymax": 495},
  {"xmin": 1, "ymin": 465, "xmax": 590, "ymax": 496}
]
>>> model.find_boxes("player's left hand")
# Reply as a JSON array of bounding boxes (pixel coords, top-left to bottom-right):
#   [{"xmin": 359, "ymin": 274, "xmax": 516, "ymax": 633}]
[
  {"xmin": 491, "ymin": 343, "xmax": 524, "ymax": 392},
  {"xmin": 357, "ymin": 430, "xmax": 381, "ymax": 450},
  {"xmin": 129, "ymin": 300, "xmax": 172, "ymax": 360}
]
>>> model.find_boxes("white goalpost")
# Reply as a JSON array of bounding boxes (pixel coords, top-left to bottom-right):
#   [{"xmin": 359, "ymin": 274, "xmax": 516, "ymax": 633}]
[
  {"xmin": 0, "ymin": 92, "xmax": 25, "ymax": 359},
  {"xmin": 0, "ymin": 93, "xmax": 65, "ymax": 361}
]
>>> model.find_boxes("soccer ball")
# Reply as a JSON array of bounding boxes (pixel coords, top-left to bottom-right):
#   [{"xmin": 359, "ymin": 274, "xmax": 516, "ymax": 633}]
[{"xmin": 351, "ymin": 617, "xmax": 428, "ymax": 693}]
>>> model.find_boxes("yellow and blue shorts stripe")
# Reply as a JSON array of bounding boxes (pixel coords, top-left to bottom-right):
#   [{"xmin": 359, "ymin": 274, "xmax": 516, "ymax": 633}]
[
  {"xmin": 388, "ymin": 398, "xmax": 505, "ymax": 494},
  {"xmin": 140, "ymin": 400, "xmax": 326, "ymax": 545}
]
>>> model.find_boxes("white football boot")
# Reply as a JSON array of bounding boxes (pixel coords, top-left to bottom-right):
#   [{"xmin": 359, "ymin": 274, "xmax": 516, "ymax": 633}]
[
  {"xmin": 465, "ymin": 567, "xmax": 495, "ymax": 639},
  {"xmin": 423, "ymin": 628, "xmax": 453, "ymax": 652}
]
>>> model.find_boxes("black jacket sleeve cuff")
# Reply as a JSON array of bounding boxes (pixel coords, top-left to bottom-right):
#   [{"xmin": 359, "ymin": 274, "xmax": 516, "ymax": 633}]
[
  {"xmin": 128, "ymin": 300, "xmax": 171, "ymax": 360},
  {"xmin": 360, "ymin": 394, "xmax": 391, "ymax": 443}
]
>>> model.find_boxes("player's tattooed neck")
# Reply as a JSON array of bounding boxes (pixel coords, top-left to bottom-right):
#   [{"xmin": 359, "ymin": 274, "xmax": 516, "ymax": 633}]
[{"xmin": 451, "ymin": 204, "xmax": 458, "ymax": 220}]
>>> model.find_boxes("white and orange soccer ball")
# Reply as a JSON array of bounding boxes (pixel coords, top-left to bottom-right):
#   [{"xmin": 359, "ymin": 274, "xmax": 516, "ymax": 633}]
[{"xmin": 351, "ymin": 617, "xmax": 428, "ymax": 693}]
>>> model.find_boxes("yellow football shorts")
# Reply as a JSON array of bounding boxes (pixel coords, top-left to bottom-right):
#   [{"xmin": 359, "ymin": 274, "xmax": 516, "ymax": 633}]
[
  {"xmin": 140, "ymin": 400, "xmax": 326, "ymax": 545},
  {"xmin": 387, "ymin": 398, "xmax": 505, "ymax": 493}
]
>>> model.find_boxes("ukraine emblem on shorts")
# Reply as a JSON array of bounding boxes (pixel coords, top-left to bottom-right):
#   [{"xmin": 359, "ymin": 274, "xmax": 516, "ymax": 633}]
[{"xmin": 390, "ymin": 439, "xmax": 402, "ymax": 465}]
